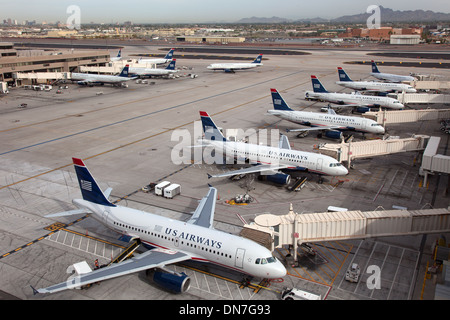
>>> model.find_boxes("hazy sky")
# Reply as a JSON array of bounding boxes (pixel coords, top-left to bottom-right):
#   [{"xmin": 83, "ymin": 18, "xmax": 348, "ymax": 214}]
[{"xmin": 2, "ymin": 0, "xmax": 450, "ymax": 23}]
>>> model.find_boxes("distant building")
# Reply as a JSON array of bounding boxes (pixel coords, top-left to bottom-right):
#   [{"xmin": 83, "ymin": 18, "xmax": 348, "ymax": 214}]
[
  {"xmin": 176, "ymin": 36, "xmax": 245, "ymax": 44},
  {"xmin": 0, "ymin": 43, "xmax": 109, "ymax": 84},
  {"xmin": 390, "ymin": 35, "xmax": 421, "ymax": 45}
]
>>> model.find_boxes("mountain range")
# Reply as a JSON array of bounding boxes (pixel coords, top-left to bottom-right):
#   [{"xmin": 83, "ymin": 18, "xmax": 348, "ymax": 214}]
[{"xmin": 237, "ymin": 6, "xmax": 450, "ymax": 23}]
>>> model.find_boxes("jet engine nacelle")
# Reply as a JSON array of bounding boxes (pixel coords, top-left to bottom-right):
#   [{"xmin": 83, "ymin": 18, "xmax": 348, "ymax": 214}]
[
  {"xmin": 324, "ymin": 130, "xmax": 343, "ymax": 140},
  {"xmin": 355, "ymin": 106, "xmax": 371, "ymax": 113},
  {"xmin": 77, "ymin": 81, "xmax": 88, "ymax": 86},
  {"xmin": 258, "ymin": 173, "xmax": 291, "ymax": 185},
  {"xmin": 151, "ymin": 269, "xmax": 191, "ymax": 293}
]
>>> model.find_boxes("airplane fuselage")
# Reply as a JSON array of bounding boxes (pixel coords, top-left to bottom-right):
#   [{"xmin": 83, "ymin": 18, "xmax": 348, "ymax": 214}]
[
  {"xmin": 207, "ymin": 63, "xmax": 261, "ymax": 71},
  {"xmin": 268, "ymin": 110, "xmax": 385, "ymax": 135},
  {"xmin": 204, "ymin": 140, "xmax": 348, "ymax": 176},
  {"xmin": 336, "ymin": 80, "xmax": 416, "ymax": 93},
  {"xmin": 73, "ymin": 198, "xmax": 286, "ymax": 279},
  {"xmin": 71, "ymin": 73, "xmax": 132, "ymax": 85},
  {"xmin": 305, "ymin": 91, "xmax": 404, "ymax": 109},
  {"xmin": 370, "ymin": 72, "xmax": 415, "ymax": 83},
  {"xmin": 129, "ymin": 67, "xmax": 177, "ymax": 77}
]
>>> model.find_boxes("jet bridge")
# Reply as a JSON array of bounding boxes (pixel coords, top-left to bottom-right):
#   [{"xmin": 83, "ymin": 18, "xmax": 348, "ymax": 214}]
[
  {"xmin": 362, "ymin": 108, "xmax": 450, "ymax": 125},
  {"xmin": 243, "ymin": 205, "xmax": 450, "ymax": 262},
  {"xmin": 317, "ymin": 134, "xmax": 429, "ymax": 168}
]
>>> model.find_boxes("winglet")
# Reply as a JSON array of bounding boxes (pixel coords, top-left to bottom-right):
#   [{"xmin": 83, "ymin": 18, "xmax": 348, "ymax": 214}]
[
  {"xmin": 207, "ymin": 173, "xmax": 212, "ymax": 179},
  {"xmin": 30, "ymin": 285, "xmax": 40, "ymax": 295}
]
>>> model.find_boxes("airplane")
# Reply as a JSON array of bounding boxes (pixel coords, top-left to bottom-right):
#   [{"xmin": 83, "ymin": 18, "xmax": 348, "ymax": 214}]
[
  {"xmin": 336, "ymin": 67, "xmax": 416, "ymax": 93},
  {"xmin": 110, "ymin": 49, "xmax": 122, "ymax": 62},
  {"xmin": 370, "ymin": 60, "xmax": 416, "ymax": 83},
  {"xmin": 206, "ymin": 54, "xmax": 263, "ymax": 73},
  {"xmin": 138, "ymin": 48, "xmax": 175, "ymax": 65},
  {"xmin": 199, "ymin": 111, "xmax": 348, "ymax": 185},
  {"xmin": 33, "ymin": 158, "xmax": 286, "ymax": 295},
  {"xmin": 305, "ymin": 75, "xmax": 405, "ymax": 111},
  {"xmin": 268, "ymin": 88, "xmax": 385, "ymax": 139},
  {"xmin": 129, "ymin": 59, "xmax": 178, "ymax": 78},
  {"xmin": 71, "ymin": 65, "xmax": 136, "ymax": 87}
]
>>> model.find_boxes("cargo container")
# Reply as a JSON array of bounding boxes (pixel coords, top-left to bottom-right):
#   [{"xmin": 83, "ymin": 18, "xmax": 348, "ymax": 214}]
[
  {"xmin": 155, "ymin": 181, "xmax": 171, "ymax": 196},
  {"xmin": 164, "ymin": 184, "xmax": 181, "ymax": 199}
]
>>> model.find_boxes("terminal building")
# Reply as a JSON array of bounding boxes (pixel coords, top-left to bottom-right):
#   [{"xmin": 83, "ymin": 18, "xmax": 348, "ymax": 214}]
[{"xmin": 0, "ymin": 42, "xmax": 110, "ymax": 85}]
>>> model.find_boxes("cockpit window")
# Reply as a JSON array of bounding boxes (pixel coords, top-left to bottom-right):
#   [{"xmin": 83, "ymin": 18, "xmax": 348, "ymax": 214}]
[
  {"xmin": 255, "ymin": 256, "xmax": 277, "ymax": 264},
  {"xmin": 329, "ymin": 162, "xmax": 343, "ymax": 167}
]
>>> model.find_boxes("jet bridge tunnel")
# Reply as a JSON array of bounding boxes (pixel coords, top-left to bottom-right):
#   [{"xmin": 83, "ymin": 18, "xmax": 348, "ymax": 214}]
[{"xmin": 243, "ymin": 205, "xmax": 450, "ymax": 262}]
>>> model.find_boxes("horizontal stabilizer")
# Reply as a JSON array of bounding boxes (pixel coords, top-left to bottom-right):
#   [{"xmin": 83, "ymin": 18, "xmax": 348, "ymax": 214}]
[{"xmin": 45, "ymin": 208, "xmax": 87, "ymax": 218}]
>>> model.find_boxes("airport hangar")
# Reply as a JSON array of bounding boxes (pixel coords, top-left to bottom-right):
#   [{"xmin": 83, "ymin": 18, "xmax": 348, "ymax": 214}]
[{"xmin": 0, "ymin": 42, "xmax": 449, "ymax": 300}]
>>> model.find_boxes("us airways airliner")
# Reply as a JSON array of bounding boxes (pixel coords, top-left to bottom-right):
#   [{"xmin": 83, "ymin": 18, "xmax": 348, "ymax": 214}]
[
  {"xmin": 200, "ymin": 111, "xmax": 348, "ymax": 185},
  {"xmin": 138, "ymin": 48, "xmax": 175, "ymax": 65},
  {"xmin": 305, "ymin": 75, "xmax": 404, "ymax": 110},
  {"xmin": 71, "ymin": 65, "xmax": 135, "ymax": 86},
  {"xmin": 268, "ymin": 88, "xmax": 385, "ymax": 139},
  {"xmin": 336, "ymin": 67, "xmax": 416, "ymax": 93},
  {"xmin": 206, "ymin": 54, "xmax": 263, "ymax": 73},
  {"xmin": 129, "ymin": 59, "xmax": 178, "ymax": 78},
  {"xmin": 33, "ymin": 158, "xmax": 286, "ymax": 295},
  {"xmin": 110, "ymin": 49, "xmax": 122, "ymax": 62},
  {"xmin": 370, "ymin": 60, "xmax": 416, "ymax": 83}
]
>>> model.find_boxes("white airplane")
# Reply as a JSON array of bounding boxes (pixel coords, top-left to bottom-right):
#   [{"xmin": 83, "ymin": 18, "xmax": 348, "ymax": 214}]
[
  {"xmin": 336, "ymin": 67, "xmax": 416, "ymax": 93},
  {"xmin": 200, "ymin": 111, "xmax": 348, "ymax": 185},
  {"xmin": 268, "ymin": 88, "xmax": 385, "ymax": 139},
  {"xmin": 110, "ymin": 49, "xmax": 122, "ymax": 62},
  {"xmin": 71, "ymin": 65, "xmax": 135, "ymax": 87},
  {"xmin": 206, "ymin": 54, "xmax": 263, "ymax": 73},
  {"xmin": 129, "ymin": 59, "xmax": 178, "ymax": 78},
  {"xmin": 138, "ymin": 48, "xmax": 175, "ymax": 65},
  {"xmin": 370, "ymin": 60, "xmax": 416, "ymax": 83},
  {"xmin": 32, "ymin": 158, "xmax": 286, "ymax": 295},
  {"xmin": 305, "ymin": 75, "xmax": 405, "ymax": 111}
]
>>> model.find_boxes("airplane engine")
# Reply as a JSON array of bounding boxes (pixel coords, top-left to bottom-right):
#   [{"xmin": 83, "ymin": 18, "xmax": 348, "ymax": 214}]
[
  {"xmin": 258, "ymin": 173, "xmax": 291, "ymax": 185},
  {"xmin": 355, "ymin": 106, "xmax": 371, "ymax": 113},
  {"xmin": 151, "ymin": 269, "xmax": 191, "ymax": 293},
  {"xmin": 77, "ymin": 81, "xmax": 88, "ymax": 86},
  {"xmin": 324, "ymin": 130, "xmax": 343, "ymax": 140}
]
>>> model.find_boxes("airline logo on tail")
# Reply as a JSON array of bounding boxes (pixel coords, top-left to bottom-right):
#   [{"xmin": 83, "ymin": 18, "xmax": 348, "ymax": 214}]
[
  {"xmin": 371, "ymin": 60, "xmax": 380, "ymax": 73},
  {"xmin": 119, "ymin": 65, "xmax": 130, "ymax": 77},
  {"xmin": 72, "ymin": 158, "xmax": 115, "ymax": 207},
  {"xmin": 270, "ymin": 88, "xmax": 293, "ymax": 111},
  {"xmin": 166, "ymin": 59, "xmax": 176, "ymax": 70},
  {"xmin": 165, "ymin": 48, "xmax": 175, "ymax": 59},
  {"xmin": 337, "ymin": 67, "xmax": 352, "ymax": 82},
  {"xmin": 311, "ymin": 75, "xmax": 328, "ymax": 93},
  {"xmin": 253, "ymin": 54, "xmax": 263, "ymax": 64}
]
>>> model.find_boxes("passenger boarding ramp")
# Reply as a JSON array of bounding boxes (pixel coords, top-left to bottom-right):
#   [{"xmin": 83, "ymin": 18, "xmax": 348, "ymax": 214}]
[
  {"xmin": 363, "ymin": 109, "xmax": 450, "ymax": 126},
  {"xmin": 243, "ymin": 206, "xmax": 450, "ymax": 261},
  {"xmin": 317, "ymin": 134, "xmax": 429, "ymax": 168}
]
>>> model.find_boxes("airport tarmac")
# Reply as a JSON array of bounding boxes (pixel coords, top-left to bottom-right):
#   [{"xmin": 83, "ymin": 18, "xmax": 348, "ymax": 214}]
[{"xmin": 0, "ymin": 45, "xmax": 449, "ymax": 300}]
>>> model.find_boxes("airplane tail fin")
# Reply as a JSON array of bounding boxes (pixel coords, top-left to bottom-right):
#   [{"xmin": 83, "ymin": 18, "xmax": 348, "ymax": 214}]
[
  {"xmin": 72, "ymin": 158, "xmax": 115, "ymax": 207},
  {"xmin": 164, "ymin": 48, "xmax": 175, "ymax": 60},
  {"xmin": 199, "ymin": 111, "xmax": 228, "ymax": 142},
  {"xmin": 371, "ymin": 60, "xmax": 380, "ymax": 73},
  {"xmin": 116, "ymin": 49, "xmax": 121, "ymax": 58},
  {"xmin": 337, "ymin": 67, "xmax": 352, "ymax": 82},
  {"xmin": 311, "ymin": 75, "xmax": 328, "ymax": 93},
  {"xmin": 252, "ymin": 54, "xmax": 263, "ymax": 64},
  {"xmin": 270, "ymin": 88, "xmax": 293, "ymax": 111},
  {"xmin": 166, "ymin": 59, "xmax": 176, "ymax": 70},
  {"xmin": 119, "ymin": 65, "xmax": 130, "ymax": 77}
]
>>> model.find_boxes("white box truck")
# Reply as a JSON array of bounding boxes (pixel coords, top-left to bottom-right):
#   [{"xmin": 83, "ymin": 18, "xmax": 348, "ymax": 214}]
[
  {"xmin": 164, "ymin": 184, "xmax": 181, "ymax": 199},
  {"xmin": 155, "ymin": 181, "xmax": 171, "ymax": 196}
]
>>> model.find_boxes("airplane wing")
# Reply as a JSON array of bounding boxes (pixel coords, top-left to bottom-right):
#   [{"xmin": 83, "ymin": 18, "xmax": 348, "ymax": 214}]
[
  {"xmin": 186, "ymin": 187, "xmax": 217, "ymax": 229},
  {"xmin": 208, "ymin": 163, "xmax": 290, "ymax": 179},
  {"xmin": 287, "ymin": 125, "xmax": 343, "ymax": 133},
  {"xmin": 36, "ymin": 248, "xmax": 191, "ymax": 294}
]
